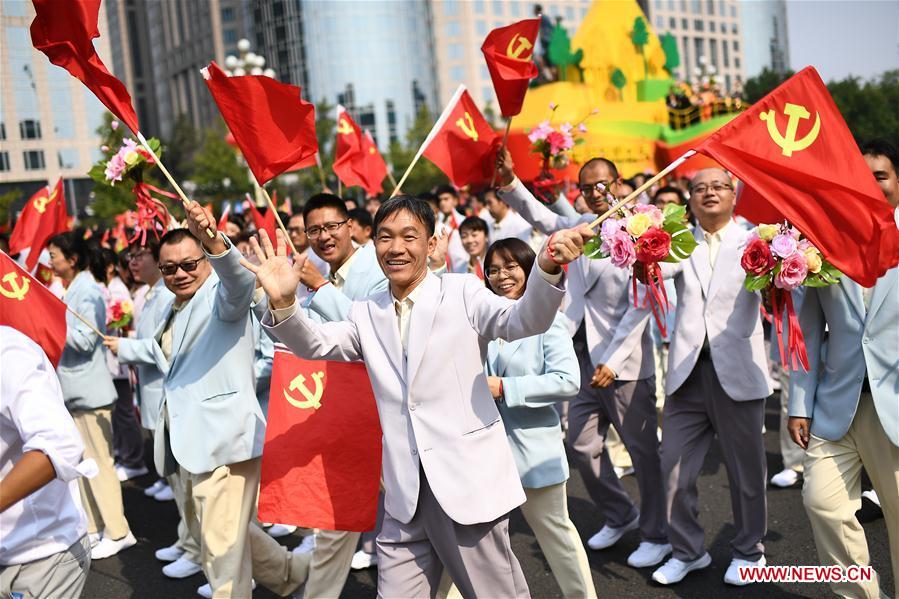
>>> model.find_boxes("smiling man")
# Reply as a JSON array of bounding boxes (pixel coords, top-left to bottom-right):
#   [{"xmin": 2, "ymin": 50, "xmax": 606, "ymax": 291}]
[{"xmin": 247, "ymin": 195, "xmax": 592, "ymax": 598}]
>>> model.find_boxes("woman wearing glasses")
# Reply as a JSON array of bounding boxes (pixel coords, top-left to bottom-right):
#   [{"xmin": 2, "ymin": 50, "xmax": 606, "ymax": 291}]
[
  {"xmin": 484, "ymin": 238, "xmax": 597, "ymax": 598},
  {"xmin": 46, "ymin": 232, "xmax": 135, "ymax": 560}
]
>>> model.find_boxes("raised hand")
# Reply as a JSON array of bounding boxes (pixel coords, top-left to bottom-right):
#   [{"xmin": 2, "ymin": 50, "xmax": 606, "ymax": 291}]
[
  {"xmin": 495, "ymin": 147, "xmax": 516, "ymax": 188},
  {"xmin": 429, "ymin": 226, "xmax": 450, "ymax": 270},
  {"xmin": 296, "ymin": 253, "xmax": 327, "ymax": 290},
  {"xmin": 537, "ymin": 223, "xmax": 595, "ymax": 272},
  {"xmin": 240, "ymin": 229, "xmax": 302, "ymax": 310},
  {"xmin": 184, "ymin": 201, "xmax": 225, "ymax": 253}
]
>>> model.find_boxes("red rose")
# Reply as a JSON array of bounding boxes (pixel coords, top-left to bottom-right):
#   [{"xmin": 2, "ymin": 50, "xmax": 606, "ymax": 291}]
[
  {"xmin": 635, "ymin": 227, "xmax": 671, "ymax": 263},
  {"xmin": 741, "ymin": 238, "xmax": 776, "ymax": 276},
  {"xmin": 137, "ymin": 147, "xmax": 154, "ymax": 164}
]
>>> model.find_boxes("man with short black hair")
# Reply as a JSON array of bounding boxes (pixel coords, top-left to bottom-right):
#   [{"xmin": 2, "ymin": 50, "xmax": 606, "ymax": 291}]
[
  {"xmin": 485, "ymin": 188, "xmax": 532, "ymax": 244},
  {"xmin": 348, "ymin": 208, "xmax": 373, "ymax": 246}
]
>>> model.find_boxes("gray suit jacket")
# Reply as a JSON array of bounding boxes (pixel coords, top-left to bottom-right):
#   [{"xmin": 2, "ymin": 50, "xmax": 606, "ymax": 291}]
[
  {"xmin": 789, "ymin": 268, "xmax": 898, "ymax": 445},
  {"xmin": 263, "ymin": 268, "xmax": 566, "ymax": 525},
  {"xmin": 661, "ymin": 224, "xmax": 773, "ymax": 400},
  {"xmin": 57, "ymin": 271, "xmax": 117, "ymax": 411},
  {"xmin": 499, "ymin": 179, "xmax": 654, "ymax": 379}
]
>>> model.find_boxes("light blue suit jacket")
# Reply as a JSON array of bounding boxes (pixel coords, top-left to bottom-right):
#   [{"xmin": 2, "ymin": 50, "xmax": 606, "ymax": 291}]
[
  {"xmin": 487, "ymin": 313, "xmax": 579, "ymax": 488},
  {"xmin": 57, "ymin": 271, "xmax": 117, "ymax": 411},
  {"xmin": 789, "ymin": 268, "xmax": 898, "ymax": 446},
  {"xmin": 305, "ymin": 243, "xmax": 389, "ymax": 322},
  {"xmin": 116, "ymin": 278, "xmax": 175, "ymax": 429}
]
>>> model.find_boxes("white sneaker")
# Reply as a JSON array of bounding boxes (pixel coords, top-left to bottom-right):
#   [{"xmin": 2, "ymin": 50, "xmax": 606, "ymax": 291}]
[
  {"xmin": 614, "ymin": 466, "xmax": 635, "ymax": 478},
  {"xmin": 292, "ymin": 534, "xmax": 316, "ymax": 555},
  {"xmin": 724, "ymin": 555, "xmax": 766, "ymax": 585},
  {"xmin": 91, "ymin": 531, "xmax": 137, "ymax": 560},
  {"xmin": 266, "ymin": 523, "xmax": 298, "ymax": 538},
  {"xmin": 88, "ymin": 532, "xmax": 102, "ymax": 547},
  {"xmin": 155, "ymin": 543, "xmax": 185, "ymax": 562},
  {"xmin": 351, "ymin": 549, "xmax": 378, "ymax": 570},
  {"xmin": 587, "ymin": 517, "xmax": 639, "ymax": 550},
  {"xmin": 115, "ymin": 464, "xmax": 149, "ymax": 482},
  {"xmin": 862, "ymin": 489, "xmax": 881, "ymax": 508},
  {"xmin": 163, "ymin": 555, "xmax": 203, "ymax": 579},
  {"xmin": 770, "ymin": 468, "xmax": 800, "ymax": 488},
  {"xmin": 153, "ymin": 485, "xmax": 176, "ymax": 501},
  {"xmin": 198, "ymin": 580, "xmax": 254, "ymax": 598},
  {"xmin": 144, "ymin": 479, "xmax": 167, "ymax": 497},
  {"xmin": 652, "ymin": 553, "xmax": 712, "ymax": 585},
  {"xmin": 627, "ymin": 542, "xmax": 673, "ymax": 568}
]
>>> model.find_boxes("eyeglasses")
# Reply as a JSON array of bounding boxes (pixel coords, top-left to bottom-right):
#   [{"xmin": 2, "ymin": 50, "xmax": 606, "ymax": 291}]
[
  {"xmin": 158, "ymin": 256, "xmax": 207, "ymax": 276},
  {"xmin": 578, "ymin": 182, "xmax": 613, "ymax": 196},
  {"xmin": 305, "ymin": 220, "xmax": 348, "ymax": 239},
  {"xmin": 486, "ymin": 263, "xmax": 521, "ymax": 278},
  {"xmin": 691, "ymin": 183, "xmax": 733, "ymax": 195},
  {"xmin": 128, "ymin": 249, "xmax": 151, "ymax": 262},
  {"xmin": 287, "ymin": 226, "xmax": 305, "ymax": 234}
]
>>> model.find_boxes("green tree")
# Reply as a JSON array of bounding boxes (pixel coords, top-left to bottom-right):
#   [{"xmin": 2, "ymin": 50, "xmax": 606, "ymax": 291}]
[
  {"xmin": 611, "ymin": 68, "xmax": 627, "ymax": 101},
  {"xmin": 388, "ymin": 106, "xmax": 447, "ymax": 195},
  {"xmin": 631, "ymin": 17, "xmax": 650, "ymax": 79},
  {"xmin": 191, "ymin": 121, "xmax": 251, "ymax": 203},
  {"xmin": 660, "ymin": 32, "xmax": 680, "ymax": 75},
  {"xmin": 743, "ymin": 67, "xmax": 794, "ymax": 103},
  {"xmin": 163, "ymin": 114, "xmax": 199, "ymax": 183},
  {"xmin": 0, "ymin": 188, "xmax": 21, "ymax": 227},
  {"xmin": 547, "ymin": 23, "xmax": 584, "ymax": 82},
  {"xmin": 87, "ymin": 113, "xmax": 152, "ymax": 225}
]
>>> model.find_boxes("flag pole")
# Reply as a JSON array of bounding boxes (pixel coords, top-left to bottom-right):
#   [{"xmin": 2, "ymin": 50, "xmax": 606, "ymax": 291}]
[
  {"xmin": 66, "ymin": 305, "xmax": 104, "ymax": 338},
  {"xmin": 490, "ymin": 117, "xmax": 513, "ymax": 188},
  {"xmin": 386, "ymin": 169, "xmax": 398, "ymax": 189},
  {"xmin": 314, "ymin": 152, "xmax": 327, "ymax": 190},
  {"xmin": 586, "ymin": 150, "xmax": 696, "ymax": 231},
  {"xmin": 392, "ymin": 85, "xmax": 467, "ymax": 197},
  {"xmin": 136, "ymin": 131, "xmax": 215, "ymax": 238},
  {"xmin": 254, "ymin": 186, "xmax": 300, "ymax": 256}
]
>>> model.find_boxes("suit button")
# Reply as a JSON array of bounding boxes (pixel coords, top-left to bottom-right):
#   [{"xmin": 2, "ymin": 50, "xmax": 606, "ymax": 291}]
[
  {"xmin": 863, "ymin": 337, "xmax": 870, "ymax": 344},
  {"xmin": 409, "ymin": 403, "xmax": 417, "ymax": 411},
  {"xmin": 411, "ymin": 449, "xmax": 418, "ymax": 455}
]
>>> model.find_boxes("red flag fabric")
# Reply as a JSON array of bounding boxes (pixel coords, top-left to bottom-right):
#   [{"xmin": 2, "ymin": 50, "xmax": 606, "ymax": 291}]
[
  {"xmin": 202, "ymin": 62, "xmax": 317, "ymax": 185},
  {"xmin": 423, "ymin": 87, "xmax": 500, "ymax": 188},
  {"xmin": 258, "ymin": 352, "xmax": 382, "ymax": 531},
  {"xmin": 0, "ymin": 251, "xmax": 67, "ymax": 367},
  {"xmin": 9, "ymin": 179, "xmax": 69, "ymax": 271},
  {"xmin": 481, "ymin": 19, "xmax": 540, "ymax": 117},
  {"xmin": 333, "ymin": 107, "xmax": 387, "ymax": 196},
  {"xmin": 695, "ymin": 67, "xmax": 899, "ymax": 286},
  {"xmin": 245, "ymin": 196, "xmax": 278, "ymax": 242},
  {"xmin": 359, "ymin": 130, "xmax": 389, "ymax": 196},
  {"xmin": 217, "ymin": 203, "xmax": 231, "ymax": 232},
  {"xmin": 30, "ymin": 0, "xmax": 139, "ymax": 134}
]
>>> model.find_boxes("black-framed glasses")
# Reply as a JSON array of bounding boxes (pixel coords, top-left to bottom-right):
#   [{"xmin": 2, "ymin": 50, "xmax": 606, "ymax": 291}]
[
  {"xmin": 305, "ymin": 220, "xmax": 348, "ymax": 239},
  {"xmin": 486, "ymin": 263, "xmax": 521, "ymax": 278},
  {"xmin": 692, "ymin": 183, "xmax": 733, "ymax": 195},
  {"xmin": 158, "ymin": 256, "xmax": 207, "ymax": 276},
  {"xmin": 578, "ymin": 182, "xmax": 613, "ymax": 196},
  {"xmin": 287, "ymin": 226, "xmax": 305, "ymax": 234},
  {"xmin": 128, "ymin": 249, "xmax": 151, "ymax": 261}
]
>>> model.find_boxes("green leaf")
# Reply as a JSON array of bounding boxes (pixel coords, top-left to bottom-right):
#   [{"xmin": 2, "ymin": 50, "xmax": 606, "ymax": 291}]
[
  {"xmin": 662, "ymin": 202, "xmax": 687, "ymax": 226},
  {"xmin": 666, "ymin": 226, "xmax": 698, "ymax": 261},
  {"xmin": 583, "ymin": 236, "xmax": 607, "ymax": 260},
  {"xmin": 743, "ymin": 273, "xmax": 772, "ymax": 292}
]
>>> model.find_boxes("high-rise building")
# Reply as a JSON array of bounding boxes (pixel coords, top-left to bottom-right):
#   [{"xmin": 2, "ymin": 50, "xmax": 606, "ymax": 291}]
[
  {"xmin": 250, "ymin": 0, "xmax": 308, "ymax": 88},
  {"xmin": 430, "ymin": 0, "xmax": 592, "ymax": 110},
  {"xmin": 740, "ymin": 0, "xmax": 789, "ymax": 78},
  {"xmin": 300, "ymin": 0, "xmax": 439, "ymax": 149},
  {"xmin": 643, "ymin": 0, "xmax": 746, "ymax": 92},
  {"xmin": 0, "ymin": 0, "xmax": 110, "ymax": 206}
]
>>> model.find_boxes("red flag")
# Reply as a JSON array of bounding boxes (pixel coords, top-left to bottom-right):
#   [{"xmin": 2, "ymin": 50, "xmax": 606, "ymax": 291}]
[
  {"xmin": 423, "ymin": 86, "xmax": 500, "ymax": 187},
  {"xmin": 217, "ymin": 203, "xmax": 231, "ymax": 232},
  {"xmin": 0, "ymin": 251, "xmax": 67, "ymax": 367},
  {"xmin": 695, "ymin": 67, "xmax": 899, "ymax": 286},
  {"xmin": 481, "ymin": 19, "xmax": 540, "ymax": 117},
  {"xmin": 202, "ymin": 62, "xmax": 317, "ymax": 185},
  {"xmin": 245, "ymin": 195, "xmax": 277, "ymax": 242},
  {"xmin": 258, "ymin": 352, "xmax": 381, "ymax": 531},
  {"xmin": 9, "ymin": 179, "xmax": 69, "ymax": 271},
  {"xmin": 333, "ymin": 107, "xmax": 386, "ymax": 196},
  {"xmin": 359, "ymin": 130, "xmax": 389, "ymax": 196},
  {"xmin": 30, "ymin": 0, "xmax": 139, "ymax": 134}
]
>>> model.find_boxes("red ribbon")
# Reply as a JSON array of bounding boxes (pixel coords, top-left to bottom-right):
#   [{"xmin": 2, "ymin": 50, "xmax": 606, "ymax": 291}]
[
  {"xmin": 131, "ymin": 183, "xmax": 177, "ymax": 246},
  {"xmin": 632, "ymin": 261, "xmax": 670, "ymax": 338},
  {"xmin": 769, "ymin": 287, "xmax": 810, "ymax": 371}
]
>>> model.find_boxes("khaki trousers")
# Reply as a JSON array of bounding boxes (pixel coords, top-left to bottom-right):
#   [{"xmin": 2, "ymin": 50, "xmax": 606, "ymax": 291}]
[
  {"xmin": 0, "ymin": 536, "xmax": 90, "ymax": 599},
  {"xmin": 181, "ymin": 458, "xmax": 310, "ymax": 598},
  {"xmin": 519, "ymin": 483, "xmax": 596, "ymax": 599},
  {"xmin": 71, "ymin": 408, "xmax": 130, "ymax": 540},
  {"xmin": 167, "ymin": 469, "xmax": 202, "ymax": 563},
  {"xmin": 303, "ymin": 529, "xmax": 360, "ymax": 598},
  {"xmin": 802, "ymin": 392, "xmax": 899, "ymax": 599},
  {"xmin": 778, "ymin": 369, "xmax": 805, "ymax": 472}
]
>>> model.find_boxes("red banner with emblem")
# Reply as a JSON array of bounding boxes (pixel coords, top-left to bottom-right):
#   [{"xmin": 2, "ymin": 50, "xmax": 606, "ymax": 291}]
[
  {"xmin": 9, "ymin": 178, "xmax": 69, "ymax": 271},
  {"xmin": 481, "ymin": 19, "xmax": 540, "ymax": 117},
  {"xmin": 258, "ymin": 351, "xmax": 381, "ymax": 531}
]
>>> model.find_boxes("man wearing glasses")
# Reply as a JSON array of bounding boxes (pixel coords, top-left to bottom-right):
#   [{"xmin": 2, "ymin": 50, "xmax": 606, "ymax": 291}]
[{"xmin": 495, "ymin": 149, "xmax": 670, "ymax": 570}]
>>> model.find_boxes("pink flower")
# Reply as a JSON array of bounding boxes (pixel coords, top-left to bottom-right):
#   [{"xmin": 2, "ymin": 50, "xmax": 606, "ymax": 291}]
[
  {"xmin": 100, "ymin": 145, "xmax": 109, "ymax": 152},
  {"xmin": 600, "ymin": 218, "xmax": 622, "ymax": 242},
  {"xmin": 527, "ymin": 120, "xmax": 552, "ymax": 143},
  {"xmin": 560, "ymin": 123, "xmax": 573, "ymax": 134},
  {"xmin": 546, "ymin": 131, "xmax": 569, "ymax": 154},
  {"xmin": 104, "ymin": 153, "xmax": 126, "ymax": 182},
  {"xmin": 606, "ymin": 230, "xmax": 636, "ymax": 268},
  {"xmin": 771, "ymin": 233, "xmax": 797, "ymax": 258},
  {"xmin": 111, "ymin": 120, "xmax": 119, "ymax": 130},
  {"xmin": 633, "ymin": 204, "xmax": 664, "ymax": 227},
  {"xmin": 774, "ymin": 252, "xmax": 808, "ymax": 290},
  {"xmin": 578, "ymin": 123, "xmax": 588, "ymax": 133},
  {"xmin": 549, "ymin": 102, "xmax": 557, "ymax": 110}
]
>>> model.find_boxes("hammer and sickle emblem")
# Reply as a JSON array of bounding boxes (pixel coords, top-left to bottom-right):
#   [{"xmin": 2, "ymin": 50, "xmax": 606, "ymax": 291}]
[
  {"xmin": 506, "ymin": 34, "xmax": 533, "ymax": 60},
  {"xmin": 337, "ymin": 118, "xmax": 353, "ymax": 135},
  {"xmin": 0, "ymin": 272, "xmax": 30, "ymax": 301},
  {"xmin": 33, "ymin": 195, "xmax": 50, "ymax": 214},
  {"xmin": 456, "ymin": 112, "xmax": 479, "ymax": 142},
  {"xmin": 759, "ymin": 102, "xmax": 821, "ymax": 157},
  {"xmin": 283, "ymin": 370, "xmax": 325, "ymax": 410}
]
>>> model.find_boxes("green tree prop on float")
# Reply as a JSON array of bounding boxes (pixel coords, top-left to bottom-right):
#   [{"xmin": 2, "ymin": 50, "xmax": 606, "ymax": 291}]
[
  {"xmin": 611, "ymin": 68, "xmax": 627, "ymax": 101},
  {"xmin": 631, "ymin": 17, "xmax": 650, "ymax": 79},
  {"xmin": 547, "ymin": 23, "xmax": 584, "ymax": 82},
  {"xmin": 660, "ymin": 32, "xmax": 681, "ymax": 75}
]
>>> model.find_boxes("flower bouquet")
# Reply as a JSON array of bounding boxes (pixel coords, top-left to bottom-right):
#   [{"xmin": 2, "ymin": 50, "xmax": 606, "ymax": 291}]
[
  {"xmin": 740, "ymin": 223, "xmax": 841, "ymax": 370},
  {"xmin": 584, "ymin": 201, "xmax": 697, "ymax": 336},
  {"xmin": 526, "ymin": 103, "xmax": 592, "ymax": 203},
  {"xmin": 107, "ymin": 299, "xmax": 134, "ymax": 331}
]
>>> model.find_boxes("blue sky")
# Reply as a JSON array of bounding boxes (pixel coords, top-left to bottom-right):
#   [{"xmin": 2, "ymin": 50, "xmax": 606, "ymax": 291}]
[{"xmin": 786, "ymin": 0, "xmax": 898, "ymax": 82}]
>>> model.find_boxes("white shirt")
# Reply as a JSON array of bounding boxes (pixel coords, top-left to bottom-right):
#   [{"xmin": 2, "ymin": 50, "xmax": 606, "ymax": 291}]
[
  {"xmin": 0, "ymin": 327, "xmax": 95, "ymax": 565},
  {"xmin": 699, "ymin": 219, "xmax": 734, "ymax": 269},
  {"xmin": 489, "ymin": 209, "xmax": 533, "ymax": 244}
]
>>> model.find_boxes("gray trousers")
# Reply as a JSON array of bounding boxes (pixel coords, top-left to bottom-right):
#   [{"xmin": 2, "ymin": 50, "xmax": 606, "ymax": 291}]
[
  {"xmin": 112, "ymin": 378, "xmax": 144, "ymax": 469},
  {"xmin": 567, "ymin": 343, "xmax": 667, "ymax": 543},
  {"xmin": 661, "ymin": 355, "xmax": 767, "ymax": 561},
  {"xmin": 0, "ymin": 536, "xmax": 90, "ymax": 599},
  {"xmin": 376, "ymin": 470, "xmax": 529, "ymax": 599}
]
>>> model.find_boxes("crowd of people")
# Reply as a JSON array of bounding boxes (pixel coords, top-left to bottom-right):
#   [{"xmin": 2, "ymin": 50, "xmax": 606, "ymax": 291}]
[{"xmin": 1, "ymin": 138, "xmax": 897, "ymax": 599}]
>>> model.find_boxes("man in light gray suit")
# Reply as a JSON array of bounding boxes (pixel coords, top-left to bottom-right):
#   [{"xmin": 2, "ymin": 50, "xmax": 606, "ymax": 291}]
[
  {"xmin": 649, "ymin": 168, "xmax": 772, "ymax": 586},
  {"xmin": 788, "ymin": 139, "xmax": 899, "ymax": 598},
  {"xmin": 495, "ymin": 150, "xmax": 670, "ymax": 569},
  {"xmin": 246, "ymin": 195, "xmax": 592, "ymax": 598}
]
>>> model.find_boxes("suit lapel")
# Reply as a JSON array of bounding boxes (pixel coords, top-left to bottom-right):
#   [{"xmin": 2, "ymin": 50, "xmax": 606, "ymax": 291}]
[
  {"xmin": 706, "ymin": 224, "xmax": 741, "ymax": 301},
  {"xmin": 839, "ymin": 278, "xmax": 866, "ymax": 322},
  {"xmin": 496, "ymin": 338, "xmax": 524, "ymax": 376},
  {"xmin": 865, "ymin": 267, "xmax": 897, "ymax": 326},
  {"xmin": 689, "ymin": 228, "xmax": 712, "ymax": 296},
  {"xmin": 405, "ymin": 274, "xmax": 441, "ymax": 386},
  {"xmin": 368, "ymin": 294, "xmax": 405, "ymax": 382}
]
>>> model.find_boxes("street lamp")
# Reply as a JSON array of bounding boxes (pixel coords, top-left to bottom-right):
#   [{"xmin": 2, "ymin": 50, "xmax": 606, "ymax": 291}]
[{"xmin": 224, "ymin": 39, "xmax": 277, "ymax": 79}]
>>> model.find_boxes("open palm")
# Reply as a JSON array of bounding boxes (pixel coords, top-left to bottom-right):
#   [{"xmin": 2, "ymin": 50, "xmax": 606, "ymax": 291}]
[{"xmin": 240, "ymin": 230, "xmax": 302, "ymax": 309}]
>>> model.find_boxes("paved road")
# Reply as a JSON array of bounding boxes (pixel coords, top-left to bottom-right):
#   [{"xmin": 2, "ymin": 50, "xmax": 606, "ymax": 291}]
[{"xmin": 85, "ymin": 393, "xmax": 892, "ymax": 598}]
